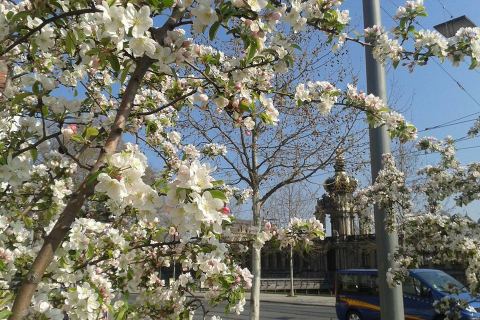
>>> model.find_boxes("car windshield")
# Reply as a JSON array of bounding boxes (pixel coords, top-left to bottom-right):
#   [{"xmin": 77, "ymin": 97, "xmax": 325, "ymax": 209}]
[{"xmin": 416, "ymin": 270, "xmax": 468, "ymax": 294}]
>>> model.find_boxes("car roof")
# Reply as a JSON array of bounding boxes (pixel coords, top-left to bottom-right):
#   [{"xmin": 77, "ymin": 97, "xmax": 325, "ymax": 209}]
[{"xmin": 337, "ymin": 269, "xmax": 378, "ymax": 274}]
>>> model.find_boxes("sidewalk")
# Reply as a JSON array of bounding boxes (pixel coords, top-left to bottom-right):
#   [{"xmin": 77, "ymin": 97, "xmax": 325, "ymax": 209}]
[
  {"xmin": 194, "ymin": 291, "xmax": 335, "ymax": 307},
  {"xmin": 255, "ymin": 292, "xmax": 335, "ymax": 307}
]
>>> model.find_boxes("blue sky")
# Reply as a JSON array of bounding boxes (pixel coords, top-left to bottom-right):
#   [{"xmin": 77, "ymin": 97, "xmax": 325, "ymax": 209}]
[
  {"xmin": 338, "ymin": 0, "xmax": 480, "ymax": 220},
  {"xmin": 130, "ymin": 1, "xmax": 480, "ymax": 221}
]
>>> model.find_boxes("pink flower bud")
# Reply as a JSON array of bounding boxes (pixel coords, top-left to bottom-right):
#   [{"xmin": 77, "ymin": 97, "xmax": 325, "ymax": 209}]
[
  {"xmin": 265, "ymin": 221, "xmax": 272, "ymax": 230},
  {"xmin": 68, "ymin": 124, "xmax": 78, "ymax": 134},
  {"xmin": 270, "ymin": 12, "xmax": 282, "ymax": 21},
  {"xmin": 220, "ymin": 206, "xmax": 231, "ymax": 215}
]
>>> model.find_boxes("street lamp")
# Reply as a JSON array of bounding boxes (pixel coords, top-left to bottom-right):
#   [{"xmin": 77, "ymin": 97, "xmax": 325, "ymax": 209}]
[{"xmin": 434, "ymin": 15, "xmax": 477, "ymax": 38}]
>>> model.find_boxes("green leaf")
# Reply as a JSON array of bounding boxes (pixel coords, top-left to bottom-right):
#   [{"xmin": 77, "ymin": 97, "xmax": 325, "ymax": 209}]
[
  {"xmin": 161, "ymin": 0, "xmax": 174, "ymax": 7},
  {"xmin": 86, "ymin": 171, "xmax": 102, "ymax": 187},
  {"xmin": 212, "ymin": 180, "xmax": 224, "ymax": 186},
  {"xmin": 41, "ymin": 104, "xmax": 49, "ymax": 117},
  {"xmin": 120, "ymin": 63, "xmax": 131, "ymax": 84},
  {"xmin": 246, "ymin": 42, "xmax": 258, "ymax": 63},
  {"xmin": 86, "ymin": 242, "xmax": 95, "ymax": 259},
  {"xmin": 84, "ymin": 127, "xmax": 99, "ymax": 140},
  {"xmin": 108, "ymin": 55, "xmax": 121, "ymax": 74},
  {"xmin": 115, "ymin": 304, "xmax": 129, "ymax": 320},
  {"xmin": 469, "ymin": 59, "xmax": 478, "ymax": 70},
  {"xmin": 10, "ymin": 11, "xmax": 29, "ymax": 23},
  {"xmin": 209, "ymin": 21, "xmax": 221, "ymax": 40},
  {"xmin": 32, "ymin": 81, "xmax": 42, "ymax": 95},
  {"xmin": 65, "ymin": 31, "xmax": 76, "ymax": 55},
  {"xmin": 208, "ymin": 190, "xmax": 227, "ymax": 202},
  {"xmin": 30, "ymin": 147, "xmax": 38, "ymax": 161},
  {"xmin": 291, "ymin": 44, "xmax": 301, "ymax": 50},
  {"xmin": 23, "ymin": 216, "xmax": 33, "ymax": 228},
  {"xmin": 0, "ymin": 310, "xmax": 12, "ymax": 319},
  {"xmin": 70, "ymin": 134, "xmax": 85, "ymax": 143},
  {"xmin": 11, "ymin": 92, "xmax": 31, "ymax": 105}
]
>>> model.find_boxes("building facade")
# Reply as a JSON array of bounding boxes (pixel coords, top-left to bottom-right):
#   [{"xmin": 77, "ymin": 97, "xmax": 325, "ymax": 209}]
[{"xmin": 237, "ymin": 150, "xmax": 465, "ymax": 287}]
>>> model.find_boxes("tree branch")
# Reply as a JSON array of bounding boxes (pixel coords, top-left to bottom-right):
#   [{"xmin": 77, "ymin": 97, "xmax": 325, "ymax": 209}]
[
  {"xmin": 9, "ymin": 5, "xmax": 186, "ymax": 318},
  {"xmin": 1, "ymin": 7, "xmax": 101, "ymax": 57}
]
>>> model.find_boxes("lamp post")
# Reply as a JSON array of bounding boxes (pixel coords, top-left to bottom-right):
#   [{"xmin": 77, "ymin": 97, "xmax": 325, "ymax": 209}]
[{"xmin": 362, "ymin": 1, "xmax": 405, "ymax": 319}]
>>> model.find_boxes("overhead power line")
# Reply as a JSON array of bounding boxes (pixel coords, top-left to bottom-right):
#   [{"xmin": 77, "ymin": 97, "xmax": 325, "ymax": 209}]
[
  {"xmin": 435, "ymin": 0, "xmax": 455, "ymax": 19},
  {"xmin": 381, "ymin": 1, "xmax": 480, "ymax": 135}
]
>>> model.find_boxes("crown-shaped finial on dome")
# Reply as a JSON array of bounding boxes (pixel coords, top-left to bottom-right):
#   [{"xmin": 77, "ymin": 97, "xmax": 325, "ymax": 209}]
[
  {"xmin": 333, "ymin": 148, "xmax": 345, "ymax": 173},
  {"xmin": 324, "ymin": 148, "xmax": 357, "ymax": 195}
]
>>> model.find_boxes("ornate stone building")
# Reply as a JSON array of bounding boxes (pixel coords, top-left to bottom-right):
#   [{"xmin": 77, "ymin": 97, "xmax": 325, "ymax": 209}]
[
  {"xmin": 250, "ymin": 150, "xmax": 378, "ymax": 283},
  {"xmin": 252, "ymin": 150, "xmax": 465, "ymax": 286}
]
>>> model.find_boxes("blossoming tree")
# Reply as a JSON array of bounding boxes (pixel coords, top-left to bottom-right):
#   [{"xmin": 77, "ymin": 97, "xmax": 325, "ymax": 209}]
[
  {"xmin": 1, "ymin": 0, "xmax": 480, "ymax": 319},
  {"xmin": 178, "ymin": 29, "xmax": 370, "ymax": 313},
  {"xmin": 355, "ymin": 131, "xmax": 480, "ymax": 318}
]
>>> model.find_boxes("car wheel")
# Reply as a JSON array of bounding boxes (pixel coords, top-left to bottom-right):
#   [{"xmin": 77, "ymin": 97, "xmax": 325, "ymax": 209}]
[{"xmin": 347, "ymin": 310, "xmax": 362, "ymax": 320}]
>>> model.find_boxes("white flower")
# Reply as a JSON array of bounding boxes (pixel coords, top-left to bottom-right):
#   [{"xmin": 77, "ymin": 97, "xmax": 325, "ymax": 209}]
[
  {"xmin": 247, "ymin": 0, "xmax": 268, "ymax": 12},
  {"xmin": 175, "ymin": 160, "xmax": 214, "ymax": 192},
  {"xmin": 243, "ymin": 117, "xmax": 255, "ymax": 131},
  {"xmin": 167, "ymin": 131, "xmax": 182, "ymax": 145},
  {"xmin": 295, "ymin": 83, "xmax": 310, "ymax": 102},
  {"xmin": 95, "ymin": 173, "xmax": 128, "ymax": 202},
  {"xmin": 213, "ymin": 96, "xmax": 229, "ymax": 111},
  {"xmin": 36, "ymin": 25, "xmax": 55, "ymax": 52},
  {"xmin": 125, "ymin": 4, "xmax": 153, "ymax": 38},
  {"xmin": 96, "ymin": 1, "xmax": 127, "ymax": 37},
  {"xmin": 285, "ymin": 0, "xmax": 306, "ymax": 32},
  {"xmin": 129, "ymin": 36, "xmax": 157, "ymax": 58},
  {"xmin": 191, "ymin": 2, "xmax": 217, "ymax": 33},
  {"xmin": 336, "ymin": 9, "xmax": 350, "ymax": 25}
]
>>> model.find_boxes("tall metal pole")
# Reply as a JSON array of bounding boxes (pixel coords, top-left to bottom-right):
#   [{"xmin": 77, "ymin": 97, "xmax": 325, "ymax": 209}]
[{"xmin": 362, "ymin": 1, "xmax": 405, "ymax": 319}]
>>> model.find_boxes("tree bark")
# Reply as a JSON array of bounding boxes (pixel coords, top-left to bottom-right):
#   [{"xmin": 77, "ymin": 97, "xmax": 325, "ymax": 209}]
[
  {"xmin": 250, "ymin": 126, "xmax": 261, "ymax": 320},
  {"xmin": 9, "ymin": 57, "xmax": 153, "ymax": 320},
  {"xmin": 289, "ymin": 245, "xmax": 295, "ymax": 297},
  {"xmin": 250, "ymin": 192, "xmax": 262, "ymax": 320},
  {"xmin": 8, "ymin": 6, "xmax": 186, "ymax": 317}
]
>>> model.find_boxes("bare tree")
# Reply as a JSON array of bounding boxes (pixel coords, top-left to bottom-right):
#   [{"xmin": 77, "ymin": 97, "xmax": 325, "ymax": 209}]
[
  {"xmin": 177, "ymin": 30, "xmax": 369, "ymax": 318},
  {"xmin": 263, "ymin": 181, "xmax": 316, "ymax": 297}
]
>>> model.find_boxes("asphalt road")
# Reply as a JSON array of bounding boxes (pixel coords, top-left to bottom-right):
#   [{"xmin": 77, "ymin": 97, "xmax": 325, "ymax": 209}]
[{"xmin": 193, "ymin": 301, "xmax": 337, "ymax": 320}]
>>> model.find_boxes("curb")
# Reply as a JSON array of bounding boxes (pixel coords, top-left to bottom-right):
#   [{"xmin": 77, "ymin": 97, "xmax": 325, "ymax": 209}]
[
  {"xmin": 258, "ymin": 298, "xmax": 334, "ymax": 307},
  {"xmin": 193, "ymin": 292, "xmax": 335, "ymax": 307}
]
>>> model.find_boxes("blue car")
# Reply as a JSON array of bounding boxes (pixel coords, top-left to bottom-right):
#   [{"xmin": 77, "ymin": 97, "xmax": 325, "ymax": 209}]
[{"xmin": 335, "ymin": 269, "xmax": 480, "ymax": 320}]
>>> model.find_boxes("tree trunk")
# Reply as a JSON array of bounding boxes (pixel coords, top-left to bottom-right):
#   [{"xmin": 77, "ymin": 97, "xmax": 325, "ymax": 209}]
[
  {"xmin": 8, "ymin": 8, "xmax": 185, "ymax": 318},
  {"xmin": 8, "ymin": 57, "xmax": 153, "ymax": 320},
  {"xmin": 250, "ymin": 192, "xmax": 261, "ymax": 320},
  {"xmin": 289, "ymin": 245, "xmax": 295, "ymax": 297}
]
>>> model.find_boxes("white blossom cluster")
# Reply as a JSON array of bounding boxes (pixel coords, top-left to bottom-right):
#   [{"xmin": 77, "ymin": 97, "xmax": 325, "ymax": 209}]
[
  {"xmin": 389, "ymin": 213, "xmax": 480, "ymax": 296},
  {"xmin": 257, "ymin": 217, "xmax": 325, "ymax": 249},
  {"xmin": 295, "ymin": 81, "xmax": 341, "ymax": 114},
  {"xmin": 365, "ymin": 25, "xmax": 403, "ymax": 63},
  {"xmin": 355, "ymin": 135, "xmax": 480, "ymax": 300},
  {"xmin": 1, "ymin": 0, "xmax": 480, "ymax": 318},
  {"xmin": 346, "ymin": 85, "xmax": 417, "ymax": 141},
  {"xmin": 394, "ymin": 0, "xmax": 425, "ymax": 20},
  {"xmin": 355, "ymin": 154, "xmax": 412, "ymax": 231}
]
